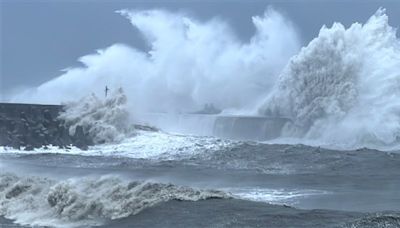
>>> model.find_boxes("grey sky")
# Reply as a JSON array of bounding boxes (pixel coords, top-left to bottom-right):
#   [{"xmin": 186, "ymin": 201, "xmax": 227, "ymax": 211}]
[{"xmin": 1, "ymin": 0, "xmax": 399, "ymax": 100}]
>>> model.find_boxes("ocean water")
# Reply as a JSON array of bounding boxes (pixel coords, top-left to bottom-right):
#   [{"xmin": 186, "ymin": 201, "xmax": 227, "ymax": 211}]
[
  {"xmin": 2, "ymin": 6, "xmax": 400, "ymax": 228},
  {"xmin": 1, "ymin": 130, "xmax": 400, "ymax": 227}
]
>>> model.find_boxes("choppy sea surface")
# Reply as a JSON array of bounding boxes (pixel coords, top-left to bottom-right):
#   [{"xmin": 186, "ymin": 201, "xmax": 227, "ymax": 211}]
[{"xmin": 1, "ymin": 130, "xmax": 400, "ymax": 228}]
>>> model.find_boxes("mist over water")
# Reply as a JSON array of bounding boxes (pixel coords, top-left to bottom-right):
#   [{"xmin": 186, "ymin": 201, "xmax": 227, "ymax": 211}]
[{"xmin": 10, "ymin": 7, "xmax": 400, "ymax": 149}]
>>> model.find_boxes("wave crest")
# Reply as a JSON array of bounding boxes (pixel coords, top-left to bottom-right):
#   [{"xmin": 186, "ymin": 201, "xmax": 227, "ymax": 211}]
[{"xmin": 0, "ymin": 173, "xmax": 229, "ymax": 227}]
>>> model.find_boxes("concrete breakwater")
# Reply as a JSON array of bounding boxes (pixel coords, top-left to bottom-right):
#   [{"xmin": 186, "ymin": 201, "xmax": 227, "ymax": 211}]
[
  {"xmin": 0, "ymin": 103, "xmax": 93, "ymax": 150},
  {"xmin": 1, "ymin": 103, "xmax": 291, "ymax": 150},
  {"xmin": 136, "ymin": 113, "xmax": 290, "ymax": 141}
]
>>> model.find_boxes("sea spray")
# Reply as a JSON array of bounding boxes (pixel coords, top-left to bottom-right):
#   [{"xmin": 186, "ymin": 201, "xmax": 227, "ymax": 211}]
[
  {"xmin": 59, "ymin": 88, "xmax": 131, "ymax": 144},
  {"xmin": 11, "ymin": 8, "xmax": 300, "ymax": 114},
  {"xmin": 259, "ymin": 8, "xmax": 400, "ymax": 148},
  {"xmin": 9, "ymin": 7, "xmax": 400, "ymax": 149}
]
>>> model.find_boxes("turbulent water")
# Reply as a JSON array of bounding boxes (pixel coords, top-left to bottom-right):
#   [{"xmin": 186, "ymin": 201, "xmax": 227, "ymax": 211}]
[
  {"xmin": 2, "ymin": 6, "xmax": 400, "ymax": 228},
  {"xmin": 1, "ymin": 131, "xmax": 400, "ymax": 227},
  {"xmin": 0, "ymin": 172, "xmax": 227, "ymax": 227}
]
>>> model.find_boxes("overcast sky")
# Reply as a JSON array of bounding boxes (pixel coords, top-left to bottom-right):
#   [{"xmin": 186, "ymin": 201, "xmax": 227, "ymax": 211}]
[{"xmin": 1, "ymin": 0, "xmax": 399, "ymax": 100}]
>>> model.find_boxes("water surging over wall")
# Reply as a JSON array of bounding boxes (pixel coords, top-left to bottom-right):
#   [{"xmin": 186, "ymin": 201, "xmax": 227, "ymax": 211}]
[
  {"xmin": 59, "ymin": 88, "xmax": 131, "ymax": 144},
  {"xmin": 259, "ymin": 8, "xmax": 400, "ymax": 148}
]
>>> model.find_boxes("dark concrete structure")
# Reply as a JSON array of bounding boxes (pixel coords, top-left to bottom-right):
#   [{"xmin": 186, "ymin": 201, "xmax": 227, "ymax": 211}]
[{"xmin": 0, "ymin": 103, "xmax": 92, "ymax": 150}]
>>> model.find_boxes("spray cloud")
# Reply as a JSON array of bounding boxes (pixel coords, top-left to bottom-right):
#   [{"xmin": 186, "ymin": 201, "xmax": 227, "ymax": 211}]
[
  {"xmin": 259, "ymin": 8, "xmax": 400, "ymax": 148},
  {"xmin": 12, "ymin": 8, "xmax": 300, "ymax": 114}
]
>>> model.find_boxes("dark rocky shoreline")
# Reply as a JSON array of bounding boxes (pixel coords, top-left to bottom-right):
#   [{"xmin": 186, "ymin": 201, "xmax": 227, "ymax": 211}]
[{"xmin": 0, "ymin": 103, "xmax": 93, "ymax": 150}]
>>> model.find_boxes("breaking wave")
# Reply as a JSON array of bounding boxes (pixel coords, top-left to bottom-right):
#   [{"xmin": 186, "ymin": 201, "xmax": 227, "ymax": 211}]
[
  {"xmin": 8, "ymin": 7, "xmax": 400, "ymax": 149},
  {"xmin": 0, "ymin": 173, "xmax": 229, "ymax": 227},
  {"xmin": 59, "ymin": 88, "xmax": 132, "ymax": 144},
  {"xmin": 259, "ymin": 8, "xmax": 400, "ymax": 148}
]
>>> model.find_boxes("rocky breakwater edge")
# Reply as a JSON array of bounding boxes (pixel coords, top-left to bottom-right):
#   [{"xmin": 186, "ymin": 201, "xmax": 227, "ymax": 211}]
[
  {"xmin": 0, "ymin": 103, "xmax": 93, "ymax": 150},
  {"xmin": 0, "ymin": 88, "xmax": 142, "ymax": 150}
]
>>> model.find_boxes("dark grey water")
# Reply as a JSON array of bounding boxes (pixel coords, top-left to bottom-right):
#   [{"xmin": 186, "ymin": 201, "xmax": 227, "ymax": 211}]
[{"xmin": 1, "ymin": 143, "xmax": 400, "ymax": 227}]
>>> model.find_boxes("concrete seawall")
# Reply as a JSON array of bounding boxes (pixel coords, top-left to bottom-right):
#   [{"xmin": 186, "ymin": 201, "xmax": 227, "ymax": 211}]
[
  {"xmin": 213, "ymin": 115, "xmax": 289, "ymax": 140},
  {"xmin": 135, "ymin": 113, "xmax": 290, "ymax": 141},
  {"xmin": 1, "ymin": 103, "xmax": 290, "ymax": 150},
  {"xmin": 0, "ymin": 103, "xmax": 92, "ymax": 150}
]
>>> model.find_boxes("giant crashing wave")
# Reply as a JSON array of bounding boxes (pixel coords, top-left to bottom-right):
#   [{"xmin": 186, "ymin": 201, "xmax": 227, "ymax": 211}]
[
  {"xmin": 8, "ymin": 7, "xmax": 400, "ymax": 150},
  {"xmin": 259, "ymin": 8, "xmax": 400, "ymax": 149},
  {"xmin": 0, "ymin": 173, "xmax": 229, "ymax": 228}
]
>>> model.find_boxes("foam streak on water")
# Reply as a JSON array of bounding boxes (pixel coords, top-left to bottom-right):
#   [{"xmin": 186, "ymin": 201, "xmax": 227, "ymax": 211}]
[{"xmin": 223, "ymin": 187, "xmax": 328, "ymax": 205}]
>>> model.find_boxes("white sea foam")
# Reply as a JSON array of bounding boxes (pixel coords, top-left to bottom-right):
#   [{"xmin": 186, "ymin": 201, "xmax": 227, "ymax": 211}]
[
  {"xmin": 0, "ymin": 130, "xmax": 237, "ymax": 160},
  {"xmin": 0, "ymin": 173, "xmax": 229, "ymax": 228},
  {"xmin": 225, "ymin": 187, "xmax": 328, "ymax": 205}
]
